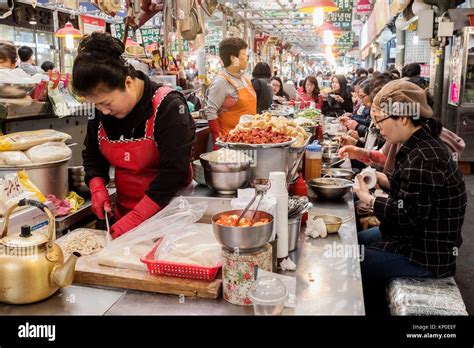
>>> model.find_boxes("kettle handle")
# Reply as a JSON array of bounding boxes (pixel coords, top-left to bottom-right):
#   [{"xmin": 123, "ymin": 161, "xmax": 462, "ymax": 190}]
[{"xmin": 1, "ymin": 199, "xmax": 55, "ymax": 241}]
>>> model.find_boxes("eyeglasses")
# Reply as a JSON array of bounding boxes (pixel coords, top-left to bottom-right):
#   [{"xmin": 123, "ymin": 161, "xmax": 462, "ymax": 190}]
[
  {"xmin": 373, "ymin": 114, "xmax": 392, "ymax": 126},
  {"xmin": 358, "ymin": 94, "xmax": 368, "ymax": 99}
]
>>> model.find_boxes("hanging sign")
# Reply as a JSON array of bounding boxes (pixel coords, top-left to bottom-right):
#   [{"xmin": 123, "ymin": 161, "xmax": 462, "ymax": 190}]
[
  {"xmin": 79, "ymin": 15, "xmax": 106, "ymax": 35},
  {"xmin": 356, "ymin": 0, "xmax": 371, "ymax": 14},
  {"xmin": 326, "ymin": 0, "xmax": 353, "ymax": 31}
]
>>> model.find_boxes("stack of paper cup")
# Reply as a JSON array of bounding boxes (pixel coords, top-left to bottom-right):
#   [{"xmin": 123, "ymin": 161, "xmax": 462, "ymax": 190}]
[{"xmin": 267, "ymin": 172, "xmax": 288, "ymax": 260}]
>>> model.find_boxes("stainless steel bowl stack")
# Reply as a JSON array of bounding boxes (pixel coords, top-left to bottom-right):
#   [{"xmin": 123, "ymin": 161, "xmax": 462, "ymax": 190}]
[
  {"xmin": 307, "ymin": 178, "xmax": 353, "ymax": 200},
  {"xmin": 199, "ymin": 153, "xmax": 251, "ymax": 195},
  {"xmin": 320, "ymin": 168, "xmax": 355, "ymax": 181},
  {"xmin": 212, "ymin": 210, "xmax": 274, "ymax": 253}
]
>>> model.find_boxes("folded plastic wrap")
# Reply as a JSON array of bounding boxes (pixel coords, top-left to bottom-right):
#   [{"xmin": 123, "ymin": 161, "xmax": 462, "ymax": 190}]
[
  {"xmin": 98, "ymin": 197, "xmax": 207, "ymax": 271},
  {"xmin": 0, "ymin": 151, "xmax": 32, "ymax": 165},
  {"xmin": 154, "ymin": 223, "xmax": 221, "ymax": 267},
  {"xmin": 25, "ymin": 142, "xmax": 72, "ymax": 163},
  {"xmin": 0, "ymin": 130, "xmax": 71, "ymax": 151},
  {"xmin": 387, "ymin": 277, "xmax": 468, "ymax": 316}
]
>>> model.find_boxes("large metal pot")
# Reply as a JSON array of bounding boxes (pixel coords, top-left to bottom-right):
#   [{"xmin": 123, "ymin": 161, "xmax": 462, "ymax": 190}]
[
  {"xmin": 221, "ymin": 142, "xmax": 293, "ymax": 180},
  {"xmin": 0, "ymin": 158, "xmax": 70, "ymax": 199}
]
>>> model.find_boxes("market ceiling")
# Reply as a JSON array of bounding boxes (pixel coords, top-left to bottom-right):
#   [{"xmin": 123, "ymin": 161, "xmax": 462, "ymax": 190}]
[{"xmin": 222, "ymin": 0, "xmax": 328, "ymax": 53}]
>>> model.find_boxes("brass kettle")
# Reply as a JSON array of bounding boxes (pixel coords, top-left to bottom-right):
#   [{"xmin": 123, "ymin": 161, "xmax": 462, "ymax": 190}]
[{"xmin": 0, "ymin": 199, "xmax": 80, "ymax": 304}]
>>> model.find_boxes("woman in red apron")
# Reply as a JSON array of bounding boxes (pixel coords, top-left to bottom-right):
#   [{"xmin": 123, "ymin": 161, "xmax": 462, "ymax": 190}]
[
  {"xmin": 204, "ymin": 37, "xmax": 256, "ymax": 146},
  {"xmin": 73, "ymin": 32, "xmax": 195, "ymax": 239}
]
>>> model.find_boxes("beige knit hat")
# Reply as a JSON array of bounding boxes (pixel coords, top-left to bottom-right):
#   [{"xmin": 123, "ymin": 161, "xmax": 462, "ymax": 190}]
[{"xmin": 372, "ymin": 78, "xmax": 433, "ymax": 119}]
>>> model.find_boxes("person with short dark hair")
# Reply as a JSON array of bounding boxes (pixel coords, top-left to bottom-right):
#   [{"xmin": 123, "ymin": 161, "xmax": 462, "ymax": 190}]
[
  {"xmin": 367, "ymin": 67, "xmax": 374, "ymax": 75},
  {"xmin": 18, "ymin": 46, "xmax": 43, "ymax": 75},
  {"xmin": 40, "ymin": 61, "xmax": 55, "ymax": 73},
  {"xmin": 0, "ymin": 42, "xmax": 17, "ymax": 69},
  {"xmin": 74, "ymin": 32, "xmax": 195, "ymax": 239},
  {"xmin": 251, "ymin": 62, "xmax": 273, "ymax": 113},
  {"xmin": 204, "ymin": 37, "xmax": 256, "ymax": 148}
]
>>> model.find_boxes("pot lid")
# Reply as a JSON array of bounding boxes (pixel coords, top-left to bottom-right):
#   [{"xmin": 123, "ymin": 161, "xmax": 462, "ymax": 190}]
[{"xmin": 1, "ymin": 225, "xmax": 48, "ymax": 248}]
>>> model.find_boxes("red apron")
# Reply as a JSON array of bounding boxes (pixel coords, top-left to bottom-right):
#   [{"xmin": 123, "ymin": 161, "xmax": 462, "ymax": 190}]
[{"xmin": 98, "ymin": 87, "xmax": 191, "ymax": 218}]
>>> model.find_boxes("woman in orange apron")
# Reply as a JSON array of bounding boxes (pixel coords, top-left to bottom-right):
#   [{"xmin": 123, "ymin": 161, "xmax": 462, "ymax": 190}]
[
  {"xmin": 204, "ymin": 37, "xmax": 256, "ymax": 147},
  {"xmin": 73, "ymin": 32, "xmax": 195, "ymax": 239}
]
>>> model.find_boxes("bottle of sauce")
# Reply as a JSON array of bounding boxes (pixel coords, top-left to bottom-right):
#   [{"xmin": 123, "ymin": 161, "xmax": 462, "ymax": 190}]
[{"xmin": 304, "ymin": 141, "xmax": 322, "ymax": 181}]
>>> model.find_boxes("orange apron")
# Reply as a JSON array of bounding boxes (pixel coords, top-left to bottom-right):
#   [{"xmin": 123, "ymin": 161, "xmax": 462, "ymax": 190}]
[{"xmin": 218, "ymin": 73, "xmax": 257, "ymax": 133}]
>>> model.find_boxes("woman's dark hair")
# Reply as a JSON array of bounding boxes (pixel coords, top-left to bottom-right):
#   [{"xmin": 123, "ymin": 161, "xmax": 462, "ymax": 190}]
[
  {"xmin": 73, "ymin": 32, "xmax": 138, "ymax": 96},
  {"xmin": 0, "ymin": 42, "xmax": 17, "ymax": 65},
  {"xmin": 41, "ymin": 61, "xmax": 54, "ymax": 72},
  {"xmin": 356, "ymin": 68, "xmax": 368, "ymax": 77},
  {"xmin": 402, "ymin": 63, "xmax": 421, "ymax": 78},
  {"xmin": 353, "ymin": 76, "xmax": 367, "ymax": 88},
  {"xmin": 368, "ymin": 67, "xmax": 374, "ymax": 74},
  {"xmin": 18, "ymin": 46, "xmax": 33, "ymax": 62},
  {"xmin": 367, "ymin": 72, "xmax": 397, "ymax": 100},
  {"xmin": 387, "ymin": 67, "xmax": 401, "ymax": 79},
  {"xmin": 271, "ymin": 76, "xmax": 286, "ymax": 97},
  {"xmin": 252, "ymin": 62, "xmax": 271, "ymax": 79},
  {"xmin": 412, "ymin": 117, "xmax": 442, "ymax": 137},
  {"xmin": 332, "ymin": 75, "xmax": 349, "ymax": 99},
  {"xmin": 303, "ymin": 75, "xmax": 320, "ymax": 101},
  {"xmin": 219, "ymin": 37, "xmax": 247, "ymax": 67}
]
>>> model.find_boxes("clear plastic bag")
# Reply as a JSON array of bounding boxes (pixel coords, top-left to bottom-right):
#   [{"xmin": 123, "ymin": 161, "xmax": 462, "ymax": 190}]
[
  {"xmin": 98, "ymin": 197, "xmax": 207, "ymax": 271},
  {"xmin": 154, "ymin": 223, "xmax": 221, "ymax": 267},
  {"xmin": 387, "ymin": 277, "xmax": 467, "ymax": 316}
]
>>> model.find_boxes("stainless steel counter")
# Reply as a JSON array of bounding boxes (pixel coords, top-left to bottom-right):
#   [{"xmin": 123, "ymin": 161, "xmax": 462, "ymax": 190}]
[{"xmin": 0, "ymin": 183, "xmax": 365, "ymax": 316}]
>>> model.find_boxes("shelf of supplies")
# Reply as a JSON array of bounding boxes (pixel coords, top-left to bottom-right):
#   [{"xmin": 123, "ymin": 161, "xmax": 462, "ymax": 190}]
[{"xmin": 0, "ymin": 101, "xmax": 52, "ymax": 120}]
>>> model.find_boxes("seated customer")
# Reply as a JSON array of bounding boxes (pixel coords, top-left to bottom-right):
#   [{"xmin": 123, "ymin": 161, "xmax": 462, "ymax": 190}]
[{"xmin": 353, "ymin": 79, "xmax": 467, "ymax": 314}]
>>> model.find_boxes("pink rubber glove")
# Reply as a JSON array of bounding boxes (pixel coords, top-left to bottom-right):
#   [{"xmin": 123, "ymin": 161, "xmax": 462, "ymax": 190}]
[{"xmin": 110, "ymin": 194, "xmax": 161, "ymax": 239}]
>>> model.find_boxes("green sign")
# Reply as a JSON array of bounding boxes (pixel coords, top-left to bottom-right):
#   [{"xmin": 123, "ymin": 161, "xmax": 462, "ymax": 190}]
[
  {"xmin": 172, "ymin": 39, "xmax": 190, "ymax": 53},
  {"xmin": 111, "ymin": 23, "xmax": 135, "ymax": 41},
  {"xmin": 336, "ymin": 32, "xmax": 354, "ymax": 49},
  {"xmin": 138, "ymin": 28, "xmax": 162, "ymax": 47},
  {"xmin": 111, "ymin": 24, "xmax": 162, "ymax": 47},
  {"xmin": 326, "ymin": 0, "xmax": 353, "ymax": 31}
]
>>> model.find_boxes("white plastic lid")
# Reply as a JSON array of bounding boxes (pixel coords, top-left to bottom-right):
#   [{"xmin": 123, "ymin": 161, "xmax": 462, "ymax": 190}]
[{"xmin": 249, "ymin": 276, "xmax": 288, "ymax": 304}]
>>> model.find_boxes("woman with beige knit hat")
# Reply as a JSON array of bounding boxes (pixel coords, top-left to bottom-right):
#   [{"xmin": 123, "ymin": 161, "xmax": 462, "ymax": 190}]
[{"xmin": 352, "ymin": 79, "xmax": 467, "ymax": 314}]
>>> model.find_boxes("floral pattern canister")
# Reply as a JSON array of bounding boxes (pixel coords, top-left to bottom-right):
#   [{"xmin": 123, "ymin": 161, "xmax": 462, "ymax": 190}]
[{"xmin": 222, "ymin": 244, "xmax": 272, "ymax": 306}]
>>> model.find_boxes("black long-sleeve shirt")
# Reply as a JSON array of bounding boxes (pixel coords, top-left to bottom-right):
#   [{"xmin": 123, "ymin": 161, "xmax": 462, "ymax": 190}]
[
  {"xmin": 83, "ymin": 71, "xmax": 196, "ymax": 207},
  {"xmin": 322, "ymin": 92, "xmax": 353, "ymax": 117}
]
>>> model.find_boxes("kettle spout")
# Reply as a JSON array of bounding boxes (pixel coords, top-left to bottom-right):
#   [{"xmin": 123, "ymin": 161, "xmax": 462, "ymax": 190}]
[{"xmin": 51, "ymin": 252, "xmax": 81, "ymax": 288}]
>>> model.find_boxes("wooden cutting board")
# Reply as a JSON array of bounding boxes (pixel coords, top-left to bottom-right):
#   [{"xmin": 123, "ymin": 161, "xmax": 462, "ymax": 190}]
[
  {"xmin": 73, "ymin": 253, "xmax": 222, "ymax": 299},
  {"xmin": 58, "ymin": 230, "xmax": 222, "ymax": 299}
]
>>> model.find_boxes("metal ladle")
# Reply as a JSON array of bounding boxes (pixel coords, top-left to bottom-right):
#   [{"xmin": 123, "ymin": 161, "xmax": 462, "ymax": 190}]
[{"xmin": 235, "ymin": 178, "xmax": 271, "ymax": 226}]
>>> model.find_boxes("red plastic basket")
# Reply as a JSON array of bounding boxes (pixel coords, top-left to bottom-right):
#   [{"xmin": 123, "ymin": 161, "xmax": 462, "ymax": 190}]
[{"xmin": 140, "ymin": 239, "xmax": 221, "ymax": 282}]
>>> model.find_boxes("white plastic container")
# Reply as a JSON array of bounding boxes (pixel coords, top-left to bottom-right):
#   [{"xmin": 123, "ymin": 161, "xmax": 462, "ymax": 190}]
[{"xmin": 267, "ymin": 172, "xmax": 288, "ymax": 260}]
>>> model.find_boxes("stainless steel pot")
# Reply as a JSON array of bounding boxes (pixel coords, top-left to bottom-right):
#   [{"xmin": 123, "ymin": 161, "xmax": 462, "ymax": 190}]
[
  {"xmin": 212, "ymin": 209, "xmax": 274, "ymax": 253},
  {"xmin": 0, "ymin": 158, "xmax": 70, "ymax": 199},
  {"xmin": 224, "ymin": 143, "xmax": 291, "ymax": 180}
]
